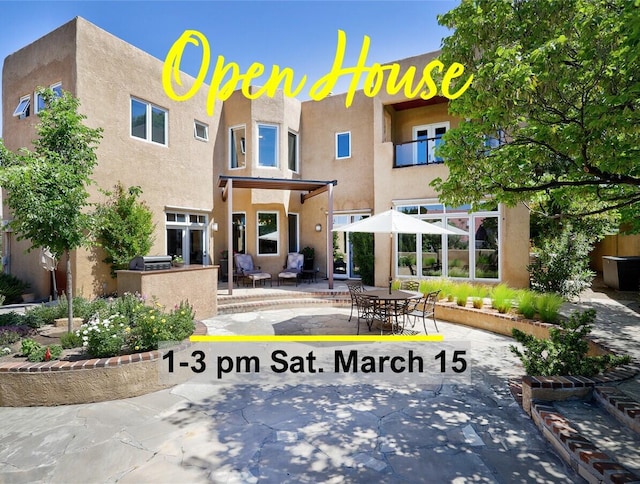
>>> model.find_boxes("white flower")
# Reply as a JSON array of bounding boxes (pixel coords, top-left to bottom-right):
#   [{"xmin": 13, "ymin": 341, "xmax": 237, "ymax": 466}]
[{"xmin": 82, "ymin": 342, "xmax": 88, "ymax": 347}]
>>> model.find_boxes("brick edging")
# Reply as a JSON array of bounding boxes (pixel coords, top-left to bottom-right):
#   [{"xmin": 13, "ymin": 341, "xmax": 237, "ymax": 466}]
[
  {"xmin": 594, "ymin": 386, "xmax": 640, "ymax": 435},
  {"xmin": 0, "ymin": 321, "xmax": 206, "ymax": 374},
  {"xmin": 531, "ymin": 402, "xmax": 640, "ymax": 483}
]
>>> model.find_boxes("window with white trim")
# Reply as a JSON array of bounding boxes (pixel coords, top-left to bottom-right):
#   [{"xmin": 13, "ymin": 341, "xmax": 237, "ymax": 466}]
[
  {"xmin": 35, "ymin": 82, "xmax": 62, "ymax": 114},
  {"xmin": 288, "ymin": 131, "xmax": 298, "ymax": 172},
  {"xmin": 257, "ymin": 211, "xmax": 279, "ymax": 255},
  {"xmin": 336, "ymin": 131, "xmax": 351, "ymax": 159},
  {"xmin": 194, "ymin": 121, "xmax": 208, "ymax": 141},
  {"xmin": 229, "ymin": 125, "xmax": 246, "ymax": 169},
  {"xmin": 165, "ymin": 211, "xmax": 208, "ymax": 264},
  {"xmin": 131, "ymin": 98, "xmax": 168, "ymax": 145},
  {"xmin": 13, "ymin": 95, "xmax": 30, "ymax": 118},
  {"xmin": 258, "ymin": 124, "xmax": 278, "ymax": 167},
  {"xmin": 395, "ymin": 202, "xmax": 500, "ymax": 281}
]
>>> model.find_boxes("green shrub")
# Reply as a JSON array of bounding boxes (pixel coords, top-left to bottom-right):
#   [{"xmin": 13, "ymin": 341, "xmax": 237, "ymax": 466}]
[
  {"xmin": 25, "ymin": 300, "xmax": 67, "ymax": 327},
  {"xmin": 20, "ymin": 338, "xmax": 63, "ymax": 362},
  {"xmin": 491, "ymin": 284, "xmax": 516, "ymax": 313},
  {"xmin": 454, "ymin": 282, "xmax": 474, "ymax": 307},
  {"xmin": 0, "ymin": 273, "xmax": 30, "ymax": 304},
  {"xmin": 471, "ymin": 285, "xmax": 489, "ymax": 309},
  {"xmin": 536, "ymin": 293, "xmax": 564, "ymax": 323},
  {"xmin": 0, "ymin": 311, "xmax": 28, "ymax": 327},
  {"xmin": 76, "ymin": 295, "xmax": 195, "ymax": 357},
  {"xmin": 80, "ymin": 314, "xmax": 128, "ymax": 357},
  {"xmin": 528, "ymin": 225, "xmax": 594, "ymax": 299},
  {"xmin": 350, "ymin": 232, "xmax": 374, "ymax": 286},
  {"xmin": 517, "ymin": 290, "xmax": 538, "ymax": 319},
  {"xmin": 60, "ymin": 331, "xmax": 83, "ymax": 349},
  {"xmin": 510, "ymin": 309, "xmax": 631, "ymax": 376},
  {"xmin": 95, "ymin": 183, "xmax": 155, "ymax": 277}
]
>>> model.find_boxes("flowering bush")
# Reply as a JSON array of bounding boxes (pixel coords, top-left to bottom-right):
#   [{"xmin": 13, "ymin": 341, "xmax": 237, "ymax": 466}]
[
  {"xmin": 80, "ymin": 314, "xmax": 128, "ymax": 358},
  {"xmin": 75, "ymin": 293, "xmax": 195, "ymax": 358}
]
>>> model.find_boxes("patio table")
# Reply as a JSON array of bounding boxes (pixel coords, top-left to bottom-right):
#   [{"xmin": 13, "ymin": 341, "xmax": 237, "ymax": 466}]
[{"xmin": 363, "ymin": 289, "xmax": 421, "ymax": 334}]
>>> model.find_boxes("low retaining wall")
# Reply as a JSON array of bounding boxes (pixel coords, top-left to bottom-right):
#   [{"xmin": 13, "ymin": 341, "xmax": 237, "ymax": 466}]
[{"xmin": 0, "ymin": 323, "xmax": 205, "ymax": 407}]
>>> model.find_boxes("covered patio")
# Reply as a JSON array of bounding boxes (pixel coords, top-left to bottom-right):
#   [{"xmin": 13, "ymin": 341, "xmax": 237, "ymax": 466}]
[{"xmin": 217, "ymin": 176, "xmax": 337, "ymax": 295}]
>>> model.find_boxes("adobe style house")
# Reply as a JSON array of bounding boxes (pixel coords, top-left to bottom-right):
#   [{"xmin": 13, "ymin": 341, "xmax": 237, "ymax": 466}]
[{"xmin": 2, "ymin": 17, "xmax": 530, "ymax": 300}]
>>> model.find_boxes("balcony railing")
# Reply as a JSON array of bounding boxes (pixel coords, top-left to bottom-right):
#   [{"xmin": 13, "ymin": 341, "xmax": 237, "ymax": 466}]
[{"xmin": 394, "ymin": 137, "xmax": 445, "ymax": 168}]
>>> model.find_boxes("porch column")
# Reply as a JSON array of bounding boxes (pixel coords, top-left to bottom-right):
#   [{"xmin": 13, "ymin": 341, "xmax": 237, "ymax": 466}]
[
  {"xmin": 327, "ymin": 183, "xmax": 334, "ymax": 290},
  {"xmin": 227, "ymin": 178, "xmax": 233, "ymax": 295}
]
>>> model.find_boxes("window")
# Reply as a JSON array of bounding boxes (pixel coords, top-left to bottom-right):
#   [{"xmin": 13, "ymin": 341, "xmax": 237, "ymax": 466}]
[
  {"xmin": 232, "ymin": 213, "xmax": 246, "ymax": 254},
  {"xmin": 194, "ymin": 121, "xmax": 208, "ymax": 141},
  {"xmin": 229, "ymin": 125, "xmax": 246, "ymax": 169},
  {"xmin": 13, "ymin": 95, "xmax": 30, "ymax": 118},
  {"xmin": 131, "ymin": 98, "xmax": 168, "ymax": 145},
  {"xmin": 288, "ymin": 131, "xmax": 298, "ymax": 171},
  {"xmin": 395, "ymin": 203, "xmax": 500, "ymax": 281},
  {"xmin": 257, "ymin": 212, "xmax": 279, "ymax": 255},
  {"xmin": 165, "ymin": 211, "xmax": 208, "ymax": 264},
  {"xmin": 336, "ymin": 131, "xmax": 351, "ymax": 159},
  {"xmin": 35, "ymin": 82, "xmax": 62, "ymax": 114},
  {"xmin": 258, "ymin": 124, "xmax": 278, "ymax": 167},
  {"xmin": 288, "ymin": 213, "xmax": 299, "ymax": 253}
]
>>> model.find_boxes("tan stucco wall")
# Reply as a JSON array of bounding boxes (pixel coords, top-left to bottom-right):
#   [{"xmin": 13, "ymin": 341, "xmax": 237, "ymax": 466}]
[
  {"xmin": 116, "ymin": 265, "xmax": 218, "ymax": 319},
  {"xmin": 501, "ymin": 203, "xmax": 531, "ymax": 288},
  {"xmin": 591, "ymin": 234, "xmax": 640, "ymax": 272},
  {"xmin": 2, "ymin": 19, "xmax": 79, "ymax": 298},
  {"xmin": 2, "ymin": 18, "xmax": 221, "ymax": 299},
  {"xmin": 0, "ymin": 361, "xmax": 170, "ymax": 407}
]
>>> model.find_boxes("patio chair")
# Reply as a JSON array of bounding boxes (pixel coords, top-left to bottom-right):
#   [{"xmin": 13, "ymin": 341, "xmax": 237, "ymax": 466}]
[
  {"xmin": 353, "ymin": 292, "xmax": 375, "ymax": 334},
  {"xmin": 233, "ymin": 253, "xmax": 262, "ymax": 286},
  {"xmin": 406, "ymin": 290, "xmax": 440, "ymax": 334},
  {"xmin": 278, "ymin": 253, "xmax": 304, "ymax": 286},
  {"xmin": 345, "ymin": 280, "xmax": 365, "ymax": 321},
  {"xmin": 372, "ymin": 298, "xmax": 410, "ymax": 335}
]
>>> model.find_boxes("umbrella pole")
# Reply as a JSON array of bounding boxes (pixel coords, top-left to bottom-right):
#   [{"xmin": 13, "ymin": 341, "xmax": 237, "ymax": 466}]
[{"xmin": 389, "ymin": 233, "xmax": 393, "ymax": 294}]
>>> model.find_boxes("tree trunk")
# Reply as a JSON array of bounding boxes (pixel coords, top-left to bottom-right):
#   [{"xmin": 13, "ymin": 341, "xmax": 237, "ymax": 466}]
[{"xmin": 66, "ymin": 251, "xmax": 73, "ymax": 333}]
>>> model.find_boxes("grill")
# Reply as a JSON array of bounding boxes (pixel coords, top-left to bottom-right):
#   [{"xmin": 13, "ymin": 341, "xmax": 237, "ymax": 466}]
[{"xmin": 129, "ymin": 255, "xmax": 173, "ymax": 271}]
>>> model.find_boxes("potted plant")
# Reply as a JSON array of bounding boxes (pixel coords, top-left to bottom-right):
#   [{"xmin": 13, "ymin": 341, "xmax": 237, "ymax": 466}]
[
  {"xmin": 301, "ymin": 246, "xmax": 315, "ymax": 270},
  {"xmin": 172, "ymin": 255, "xmax": 184, "ymax": 267}
]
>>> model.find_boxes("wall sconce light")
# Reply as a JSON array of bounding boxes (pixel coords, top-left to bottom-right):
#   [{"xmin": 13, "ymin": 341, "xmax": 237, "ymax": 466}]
[
  {"xmin": 211, "ymin": 222, "xmax": 219, "ymax": 232},
  {"xmin": 315, "ymin": 223, "xmax": 322, "ymax": 232}
]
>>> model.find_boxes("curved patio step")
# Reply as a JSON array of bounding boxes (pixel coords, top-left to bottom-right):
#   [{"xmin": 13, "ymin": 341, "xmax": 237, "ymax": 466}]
[
  {"xmin": 594, "ymin": 386, "xmax": 640, "ymax": 435},
  {"xmin": 531, "ymin": 401, "xmax": 640, "ymax": 482},
  {"xmin": 217, "ymin": 296, "xmax": 351, "ymax": 315}
]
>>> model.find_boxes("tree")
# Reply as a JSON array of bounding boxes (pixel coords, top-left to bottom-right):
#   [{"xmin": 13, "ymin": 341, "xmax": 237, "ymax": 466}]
[
  {"xmin": 433, "ymin": 0, "xmax": 640, "ymax": 235},
  {"xmin": 95, "ymin": 183, "xmax": 155, "ymax": 277},
  {"xmin": 0, "ymin": 89, "xmax": 102, "ymax": 332}
]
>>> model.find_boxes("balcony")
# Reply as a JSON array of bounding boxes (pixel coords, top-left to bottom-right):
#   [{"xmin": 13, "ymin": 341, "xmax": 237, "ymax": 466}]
[{"xmin": 394, "ymin": 137, "xmax": 445, "ymax": 168}]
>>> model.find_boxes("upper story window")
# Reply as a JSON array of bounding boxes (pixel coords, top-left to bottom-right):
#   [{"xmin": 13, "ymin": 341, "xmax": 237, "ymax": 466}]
[
  {"xmin": 288, "ymin": 131, "xmax": 298, "ymax": 172},
  {"xmin": 229, "ymin": 125, "xmax": 246, "ymax": 169},
  {"xmin": 394, "ymin": 122, "xmax": 449, "ymax": 167},
  {"xmin": 13, "ymin": 95, "xmax": 30, "ymax": 118},
  {"xmin": 194, "ymin": 120, "xmax": 208, "ymax": 141},
  {"xmin": 336, "ymin": 131, "xmax": 351, "ymax": 159},
  {"xmin": 131, "ymin": 98, "xmax": 167, "ymax": 146},
  {"xmin": 258, "ymin": 124, "xmax": 278, "ymax": 168},
  {"xmin": 35, "ymin": 82, "xmax": 62, "ymax": 114}
]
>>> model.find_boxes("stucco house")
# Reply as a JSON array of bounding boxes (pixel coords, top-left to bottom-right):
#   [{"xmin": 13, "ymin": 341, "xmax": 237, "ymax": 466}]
[{"xmin": 2, "ymin": 17, "xmax": 530, "ymax": 301}]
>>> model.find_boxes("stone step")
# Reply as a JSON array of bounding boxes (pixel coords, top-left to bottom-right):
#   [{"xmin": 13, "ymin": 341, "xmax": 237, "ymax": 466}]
[
  {"xmin": 218, "ymin": 289, "xmax": 349, "ymax": 304},
  {"xmin": 594, "ymin": 386, "xmax": 640, "ymax": 435},
  {"xmin": 217, "ymin": 297, "xmax": 351, "ymax": 315},
  {"xmin": 531, "ymin": 401, "xmax": 640, "ymax": 483},
  {"xmin": 550, "ymin": 396, "xmax": 640, "ymax": 481}
]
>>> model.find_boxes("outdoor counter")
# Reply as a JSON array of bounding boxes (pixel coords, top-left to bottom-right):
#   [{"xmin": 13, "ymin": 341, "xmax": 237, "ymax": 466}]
[{"xmin": 116, "ymin": 265, "xmax": 218, "ymax": 318}]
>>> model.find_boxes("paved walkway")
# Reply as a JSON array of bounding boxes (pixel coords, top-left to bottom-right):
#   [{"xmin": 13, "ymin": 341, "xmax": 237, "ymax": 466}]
[
  {"xmin": 0, "ymin": 278, "xmax": 638, "ymax": 483},
  {"xmin": 1, "ymin": 307, "xmax": 582, "ymax": 483}
]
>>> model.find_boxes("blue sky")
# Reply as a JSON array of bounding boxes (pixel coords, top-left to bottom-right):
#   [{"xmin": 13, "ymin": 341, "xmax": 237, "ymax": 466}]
[{"xmin": 0, "ymin": 1, "xmax": 459, "ymax": 134}]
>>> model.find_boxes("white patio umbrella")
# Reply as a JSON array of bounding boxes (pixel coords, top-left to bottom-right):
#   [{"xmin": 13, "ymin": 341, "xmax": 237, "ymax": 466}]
[{"xmin": 333, "ymin": 209, "xmax": 455, "ymax": 292}]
